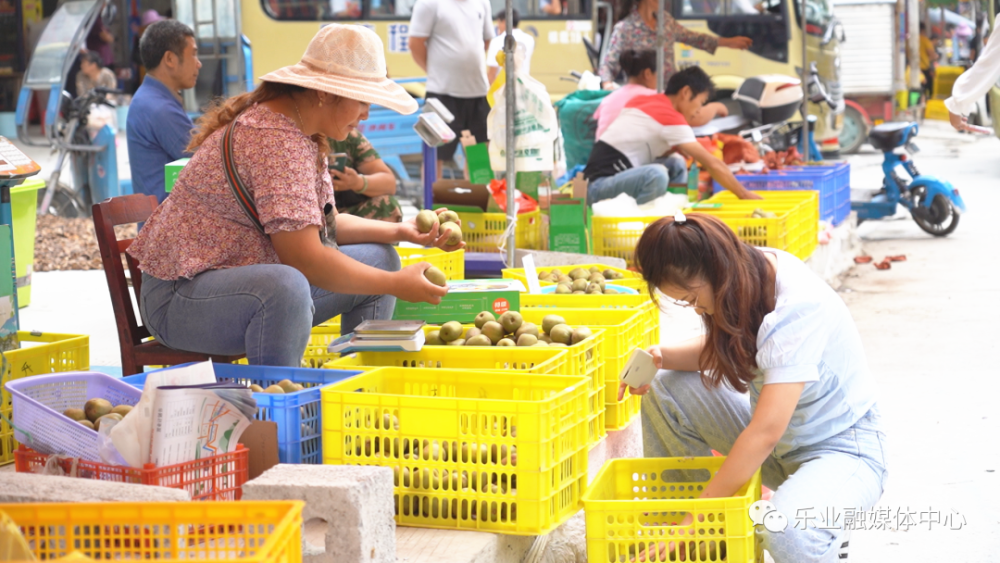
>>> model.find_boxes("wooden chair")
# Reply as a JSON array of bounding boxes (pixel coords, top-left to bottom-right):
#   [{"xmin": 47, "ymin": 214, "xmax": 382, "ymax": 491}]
[{"xmin": 93, "ymin": 194, "xmax": 245, "ymax": 375}]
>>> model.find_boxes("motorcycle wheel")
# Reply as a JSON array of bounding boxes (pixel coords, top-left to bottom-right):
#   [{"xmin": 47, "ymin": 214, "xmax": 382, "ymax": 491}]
[
  {"xmin": 911, "ymin": 189, "xmax": 959, "ymax": 237},
  {"xmin": 38, "ymin": 184, "xmax": 87, "ymax": 218},
  {"xmin": 839, "ymin": 106, "xmax": 868, "ymax": 155}
]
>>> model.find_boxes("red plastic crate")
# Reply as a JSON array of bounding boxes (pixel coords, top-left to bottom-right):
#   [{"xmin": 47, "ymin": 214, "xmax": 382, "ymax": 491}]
[{"xmin": 14, "ymin": 444, "xmax": 249, "ymax": 501}]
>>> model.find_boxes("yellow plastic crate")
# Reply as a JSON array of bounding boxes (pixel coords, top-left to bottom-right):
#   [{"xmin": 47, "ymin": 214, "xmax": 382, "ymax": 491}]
[
  {"xmin": 1, "ymin": 501, "xmax": 303, "ymax": 562},
  {"xmin": 582, "ymin": 457, "xmax": 761, "ymax": 563},
  {"xmin": 1, "ymin": 331, "xmax": 89, "ymax": 466},
  {"xmin": 924, "ymin": 99, "xmax": 950, "ymax": 121},
  {"xmin": 457, "ymin": 209, "xmax": 543, "ymax": 253},
  {"xmin": 502, "ymin": 263, "xmax": 644, "ymax": 290},
  {"xmin": 302, "ymin": 322, "xmax": 342, "ymax": 368},
  {"xmin": 591, "ymin": 216, "xmax": 664, "ymax": 264},
  {"xmin": 521, "ymin": 309, "xmax": 656, "ymax": 431},
  {"xmin": 398, "ymin": 247, "xmax": 465, "ymax": 280},
  {"xmin": 932, "ymin": 65, "xmax": 964, "ymax": 99},
  {"xmin": 324, "ymin": 346, "xmax": 568, "ymax": 374},
  {"xmin": 412, "ymin": 325, "xmax": 608, "ymax": 448},
  {"xmin": 321, "ymin": 368, "xmax": 590, "ymax": 535},
  {"xmin": 705, "ymin": 191, "xmax": 819, "ymax": 260}
]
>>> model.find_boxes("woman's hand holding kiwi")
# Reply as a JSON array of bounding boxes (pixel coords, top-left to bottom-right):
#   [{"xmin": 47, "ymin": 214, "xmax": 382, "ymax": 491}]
[
  {"xmin": 393, "ymin": 263, "xmax": 449, "ymax": 304},
  {"xmin": 400, "ymin": 208, "xmax": 464, "ymax": 252}
]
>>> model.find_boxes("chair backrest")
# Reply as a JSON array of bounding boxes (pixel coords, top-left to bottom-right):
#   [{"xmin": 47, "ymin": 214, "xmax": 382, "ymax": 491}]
[{"xmin": 92, "ymin": 194, "xmax": 159, "ymax": 350}]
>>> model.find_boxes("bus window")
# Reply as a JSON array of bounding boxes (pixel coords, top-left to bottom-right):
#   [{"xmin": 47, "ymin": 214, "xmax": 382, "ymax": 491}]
[
  {"xmin": 793, "ymin": 0, "xmax": 833, "ymax": 35},
  {"xmin": 682, "ymin": 0, "xmax": 769, "ymax": 17},
  {"xmin": 263, "ymin": 0, "xmax": 362, "ymax": 20},
  {"xmin": 487, "ymin": 0, "xmax": 589, "ymax": 18},
  {"xmin": 369, "ymin": 0, "xmax": 416, "ymax": 17}
]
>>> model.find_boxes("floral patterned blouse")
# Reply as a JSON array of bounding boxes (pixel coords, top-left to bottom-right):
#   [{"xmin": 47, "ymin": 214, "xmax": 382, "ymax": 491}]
[
  {"xmin": 598, "ymin": 10, "xmax": 719, "ymax": 84},
  {"xmin": 128, "ymin": 104, "xmax": 334, "ymax": 280}
]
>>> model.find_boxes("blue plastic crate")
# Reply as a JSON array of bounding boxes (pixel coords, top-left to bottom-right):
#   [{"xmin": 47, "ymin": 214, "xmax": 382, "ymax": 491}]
[
  {"xmin": 123, "ymin": 363, "xmax": 362, "ymax": 464},
  {"xmin": 714, "ymin": 163, "xmax": 851, "ymax": 224}
]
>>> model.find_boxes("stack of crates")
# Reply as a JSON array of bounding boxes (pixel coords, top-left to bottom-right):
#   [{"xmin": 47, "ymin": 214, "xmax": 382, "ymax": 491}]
[
  {"xmin": 697, "ymin": 190, "xmax": 820, "ymax": 260},
  {"xmin": 712, "ymin": 163, "xmax": 851, "ymax": 226}
]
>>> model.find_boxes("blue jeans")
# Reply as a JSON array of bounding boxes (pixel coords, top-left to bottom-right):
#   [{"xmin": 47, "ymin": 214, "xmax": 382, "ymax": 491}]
[
  {"xmin": 139, "ymin": 243, "xmax": 400, "ymax": 367},
  {"xmin": 588, "ymin": 155, "xmax": 688, "ymax": 205},
  {"xmin": 642, "ymin": 370, "xmax": 888, "ymax": 563}
]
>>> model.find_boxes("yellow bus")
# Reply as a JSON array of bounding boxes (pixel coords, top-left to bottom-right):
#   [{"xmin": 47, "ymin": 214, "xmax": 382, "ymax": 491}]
[
  {"xmin": 673, "ymin": 0, "xmax": 846, "ymax": 155},
  {"xmin": 240, "ymin": 0, "xmax": 596, "ymax": 99}
]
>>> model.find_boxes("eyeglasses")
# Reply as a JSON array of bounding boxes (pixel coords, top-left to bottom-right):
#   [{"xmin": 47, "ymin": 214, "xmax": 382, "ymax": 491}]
[{"xmin": 662, "ymin": 294, "xmax": 699, "ymax": 309}]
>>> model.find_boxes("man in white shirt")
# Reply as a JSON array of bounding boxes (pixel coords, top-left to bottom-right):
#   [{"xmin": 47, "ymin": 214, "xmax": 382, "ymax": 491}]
[
  {"xmin": 486, "ymin": 9, "xmax": 535, "ymax": 83},
  {"xmin": 945, "ymin": 21, "xmax": 1000, "ymax": 131},
  {"xmin": 409, "ymin": 0, "xmax": 495, "ymax": 167}
]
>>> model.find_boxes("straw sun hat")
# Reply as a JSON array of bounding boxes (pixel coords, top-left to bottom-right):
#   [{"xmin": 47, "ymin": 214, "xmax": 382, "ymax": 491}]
[{"xmin": 259, "ymin": 24, "xmax": 418, "ymax": 115}]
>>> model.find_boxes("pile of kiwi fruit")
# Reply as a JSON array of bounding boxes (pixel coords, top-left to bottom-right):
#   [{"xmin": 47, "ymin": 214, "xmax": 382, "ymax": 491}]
[
  {"xmin": 63, "ymin": 399, "xmax": 134, "ymax": 431},
  {"xmin": 248, "ymin": 379, "xmax": 306, "ymax": 394},
  {"xmin": 537, "ymin": 266, "xmax": 627, "ymax": 295},
  {"xmin": 426, "ymin": 311, "xmax": 593, "ymax": 348}
]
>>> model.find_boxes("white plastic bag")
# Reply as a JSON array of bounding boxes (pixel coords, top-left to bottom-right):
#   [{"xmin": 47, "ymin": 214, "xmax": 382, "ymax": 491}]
[{"xmin": 488, "ymin": 47, "xmax": 559, "ymax": 172}]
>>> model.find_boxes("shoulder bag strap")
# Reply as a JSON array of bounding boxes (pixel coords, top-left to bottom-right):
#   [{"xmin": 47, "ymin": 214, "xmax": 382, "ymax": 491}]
[{"xmin": 220, "ymin": 121, "xmax": 266, "ymax": 234}]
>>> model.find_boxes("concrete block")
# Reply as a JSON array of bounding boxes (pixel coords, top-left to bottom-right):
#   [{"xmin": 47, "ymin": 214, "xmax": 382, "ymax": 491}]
[
  {"xmin": 0, "ymin": 472, "xmax": 191, "ymax": 503},
  {"xmin": 242, "ymin": 464, "xmax": 395, "ymax": 563}
]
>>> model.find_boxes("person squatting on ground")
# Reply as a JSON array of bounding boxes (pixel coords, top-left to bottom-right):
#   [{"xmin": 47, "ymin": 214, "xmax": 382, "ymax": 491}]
[{"xmin": 620, "ymin": 212, "xmax": 888, "ymax": 563}]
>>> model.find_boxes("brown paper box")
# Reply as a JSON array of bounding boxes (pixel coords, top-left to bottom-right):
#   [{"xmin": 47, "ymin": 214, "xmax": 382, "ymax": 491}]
[{"xmin": 238, "ymin": 420, "xmax": 280, "ymax": 480}]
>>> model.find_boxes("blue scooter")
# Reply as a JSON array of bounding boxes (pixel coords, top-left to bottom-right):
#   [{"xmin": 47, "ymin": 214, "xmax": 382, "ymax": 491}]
[{"xmin": 852, "ymin": 122, "xmax": 966, "ymax": 236}]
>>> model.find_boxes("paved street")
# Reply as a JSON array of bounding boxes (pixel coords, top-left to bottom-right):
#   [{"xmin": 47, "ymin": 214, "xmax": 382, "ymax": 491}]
[{"xmin": 839, "ymin": 121, "xmax": 999, "ymax": 562}]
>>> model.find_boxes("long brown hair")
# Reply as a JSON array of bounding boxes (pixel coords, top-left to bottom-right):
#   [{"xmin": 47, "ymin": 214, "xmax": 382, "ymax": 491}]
[
  {"xmin": 633, "ymin": 214, "xmax": 773, "ymax": 393},
  {"xmin": 188, "ymin": 81, "xmax": 329, "ymax": 170}
]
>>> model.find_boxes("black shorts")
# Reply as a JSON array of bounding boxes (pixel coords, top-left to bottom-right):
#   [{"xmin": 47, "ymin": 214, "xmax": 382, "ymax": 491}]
[{"xmin": 425, "ymin": 92, "xmax": 490, "ymax": 161}]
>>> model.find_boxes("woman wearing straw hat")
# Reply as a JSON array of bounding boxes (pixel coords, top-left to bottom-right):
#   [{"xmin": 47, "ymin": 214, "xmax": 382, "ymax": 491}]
[{"xmin": 128, "ymin": 24, "xmax": 461, "ymax": 367}]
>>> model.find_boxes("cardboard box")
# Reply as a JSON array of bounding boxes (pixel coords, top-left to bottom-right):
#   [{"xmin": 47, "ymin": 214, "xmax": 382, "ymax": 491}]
[
  {"xmin": 165, "ymin": 158, "xmax": 189, "ymax": 193},
  {"xmin": 237, "ymin": 420, "xmax": 280, "ymax": 481},
  {"xmin": 393, "ymin": 280, "xmax": 525, "ymax": 323}
]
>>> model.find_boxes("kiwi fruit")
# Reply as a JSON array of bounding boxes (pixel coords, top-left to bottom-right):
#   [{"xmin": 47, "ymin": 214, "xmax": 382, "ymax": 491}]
[
  {"xmin": 589, "ymin": 266, "xmax": 601, "ymax": 274},
  {"xmin": 532, "ymin": 341, "xmax": 549, "ymax": 347},
  {"xmin": 557, "ymin": 275, "xmax": 572, "ymax": 284},
  {"xmin": 438, "ymin": 210, "xmax": 460, "ymax": 224},
  {"xmin": 440, "ymin": 222, "xmax": 462, "ymax": 246},
  {"xmin": 516, "ymin": 334, "xmax": 538, "ymax": 347},
  {"xmin": 572, "ymin": 279, "xmax": 589, "ymax": 292},
  {"xmin": 292, "ymin": 384, "xmax": 305, "ymax": 392},
  {"xmin": 474, "ymin": 311, "xmax": 496, "ymax": 329},
  {"xmin": 568, "ymin": 267, "xmax": 588, "ymax": 280},
  {"xmin": 466, "ymin": 334, "xmax": 492, "ymax": 346},
  {"xmin": 542, "ymin": 314, "xmax": 567, "ymax": 334},
  {"xmin": 605, "ymin": 288, "xmax": 619, "ymax": 295},
  {"xmin": 497, "ymin": 338, "xmax": 516, "ymax": 347},
  {"xmin": 538, "ymin": 334, "xmax": 552, "ymax": 344},
  {"xmin": 555, "ymin": 283, "xmax": 572, "ymax": 294},
  {"xmin": 603, "ymin": 269, "xmax": 617, "ymax": 279},
  {"xmin": 424, "ymin": 266, "xmax": 447, "ymax": 287},
  {"xmin": 515, "ymin": 322, "xmax": 539, "ymax": 339},
  {"xmin": 426, "ymin": 330, "xmax": 444, "ymax": 346},
  {"xmin": 415, "ymin": 209, "xmax": 440, "ymax": 234},
  {"xmin": 111, "ymin": 405, "xmax": 133, "ymax": 417},
  {"xmin": 447, "ymin": 338, "xmax": 466, "ymax": 346},
  {"xmin": 499, "ymin": 311, "xmax": 523, "ymax": 334},
  {"xmin": 571, "ymin": 326, "xmax": 594, "ymax": 345},
  {"xmin": 537, "ymin": 270, "xmax": 550, "ymax": 281},
  {"xmin": 550, "ymin": 268, "xmax": 562, "ymax": 278},
  {"xmin": 78, "ymin": 419, "xmax": 95, "ymax": 430},
  {"xmin": 549, "ymin": 342, "xmax": 567, "ymax": 347},
  {"xmin": 587, "ymin": 282, "xmax": 603, "ymax": 294},
  {"xmin": 464, "ymin": 327, "xmax": 482, "ymax": 341},
  {"xmin": 63, "ymin": 408, "xmax": 86, "ymax": 422},
  {"xmin": 264, "ymin": 385, "xmax": 285, "ymax": 394},
  {"xmin": 278, "ymin": 379, "xmax": 298, "ymax": 393},
  {"xmin": 549, "ymin": 324, "xmax": 573, "ymax": 345},
  {"xmin": 481, "ymin": 321, "xmax": 505, "ymax": 344},
  {"xmin": 572, "ymin": 290, "xmax": 586, "ymax": 294},
  {"xmin": 439, "ymin": 321, "xmax": 463, "ymax": 342},
  {"xmin": 84, "ymin": 398, "xmax": 113, "ymax": 423}
]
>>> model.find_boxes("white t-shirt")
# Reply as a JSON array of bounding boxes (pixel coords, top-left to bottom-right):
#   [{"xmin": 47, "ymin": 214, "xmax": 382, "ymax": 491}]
[
  {"xmin": 751, "ymin": 249, "xmax": 878, "ymax": 457},
  {"xmin": 409, "ymin": 0, "xmax": 495, "ymax": 98},
  {"xmin": 486, "ymin": 28, "xmax": 535, "ymax": 76}
]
